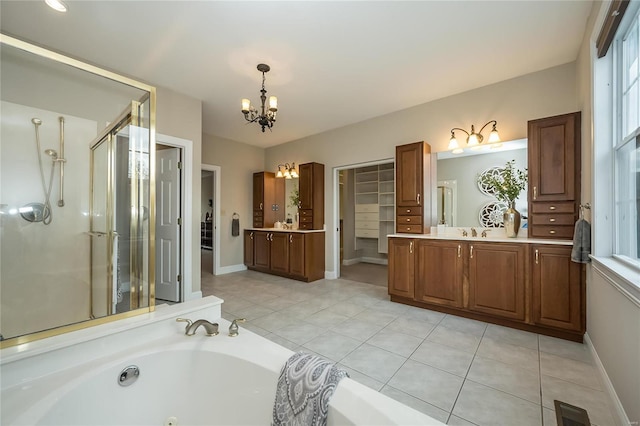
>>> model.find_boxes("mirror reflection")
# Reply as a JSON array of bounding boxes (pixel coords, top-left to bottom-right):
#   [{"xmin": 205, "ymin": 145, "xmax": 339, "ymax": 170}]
[
  {"xmin": 0, "ymin": 39, "xmax": 154, "ymax": 343},
  {"xmin": 285, "ymin": 178, "xmax": 299, "ymax": 226},
  {"xmin": 435, "ymin": 139, "xmax": 527, "ymax": 228}
]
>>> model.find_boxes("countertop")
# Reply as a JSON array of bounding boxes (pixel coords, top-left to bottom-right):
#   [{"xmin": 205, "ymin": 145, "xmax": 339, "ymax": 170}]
[
  {"xmin": 245, "ymin": 227, "xmax": 325, "ymax": 234},
  {"xmin": 389, "ymin": 232, "xmax": 573, "ymax": 246}
]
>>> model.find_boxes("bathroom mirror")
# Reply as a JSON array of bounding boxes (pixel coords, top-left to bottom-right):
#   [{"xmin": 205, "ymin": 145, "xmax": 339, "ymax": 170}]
[
  {"xmin": 284, "ymin": 177, "xmax": 299, "ymax": 224},
  {"xmin": 0, "ymin": 35, "xmax": 156, "ymax": 347},
  {"xmin": 435, "ymin": 139, "xmax": 527, "ymax": 228}
]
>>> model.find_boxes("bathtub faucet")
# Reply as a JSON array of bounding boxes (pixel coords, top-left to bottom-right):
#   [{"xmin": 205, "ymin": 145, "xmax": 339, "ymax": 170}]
[{"xmin": 176, "ymin": 318, "xmax": 219, "ymax": 337}]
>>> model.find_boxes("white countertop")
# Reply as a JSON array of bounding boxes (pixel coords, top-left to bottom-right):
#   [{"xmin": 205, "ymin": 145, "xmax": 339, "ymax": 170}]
[
  {"xmin": 246, "ymin": 227, "xmax": 325, "ymax": 234},
  {"xmin": 389, "ymin": 232, "xmax": 573, "ymax": 246}
]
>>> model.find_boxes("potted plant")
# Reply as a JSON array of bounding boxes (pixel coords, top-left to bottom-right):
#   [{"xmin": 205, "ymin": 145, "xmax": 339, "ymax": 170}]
[{"xmin": 477, "ymin": 160, "xmax": 527, "ymax": 237}]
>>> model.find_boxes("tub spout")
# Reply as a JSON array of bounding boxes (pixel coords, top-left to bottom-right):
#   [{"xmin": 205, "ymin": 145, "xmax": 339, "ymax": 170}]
[{"xmin": 176, "ymin": 318, "xmax": 219, "ymax": 336}]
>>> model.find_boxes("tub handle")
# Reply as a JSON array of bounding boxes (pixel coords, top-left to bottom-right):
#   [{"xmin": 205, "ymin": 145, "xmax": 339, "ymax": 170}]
[
  {"xmin": 176, "ymin": 317, "xmax": 193, "ymax": 334},
  {"xmin": 229, "ymin": 318, "xmax": 246, "ymax": 337}
]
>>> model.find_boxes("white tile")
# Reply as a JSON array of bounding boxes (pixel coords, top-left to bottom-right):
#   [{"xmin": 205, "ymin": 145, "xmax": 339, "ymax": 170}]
[
  {"xmin": 324, "ymin": 300, "xmax": 368, "ymax": 317},
  {"xmin": 303, "ymin": 309, "xmax": 350, "ymax": 329},
  {"xmin": 381, "ymin": 385, "xmax": 450, "ymax": 423},
  {"xmin": 539, "ymin": 335, "xmax": 593, "ymax": 364},
  {"xmin": 384, "ymin": 316, "xmax": 436, "ymax": 339},
  {"xmin": 427, "ymin": 325, "xmax": 481, "ymax": 353},
  {"xmin": 367, "ymin": 329, "xmax": 424, "ymax": 357},
  {"xmin": 483, "ymin": 324, "xmax": 539, "ymax": 350},
  {"xmin": 331, "ymin": 318, "xmax": 384, "ymax": 341},
  {"xmin": 540, "ymin": 351, "xmax": 602, "ymax": 390},
  {"xmin": 447, "ymin": 415, "xmax": 479, "ymax": 426},
  {"xmin": 411, "ymin": 340, "xmax": 474, "ymax": 377},
  {"xmin": 388, "ymin": 359, "xmax": 464, "ymax": 412},
  {"xmin": 251, "ymin": 311, "xmax": 301, "ymax": 333},
  {"xmin": 302, "ymin": 332, "xmax": 362, "ymax": 361},
  {"xmin": 541, "ymin": 374, "xmax": 615, "ymax": 426},
  {"xmin": 336, "ymin": 364, "xmax": 385, "ymax": 391},
  {"xmin": 230, "ymin": 304, "xmax": 275, "ymax": 321},
  {"xmin": 271, "ymin": 321, "xmax": 324, "ymax": 345},
  {"xmin": 543, "ymin": 408, "xmax": 556, "ymax": 426},
  {"xmin": 266, "ymin": 334, "xmax": 300, "ymax": 351},
  {"xmin": 440, "ymin": 315, "xmax": 487, "ymax": 337},
  {"xmin": 476, "ymin": 336, "xmax": 539, "ymax": 372},
  {"xmin": 453, "ymin": 380, "xmax": 542, "ymax": 426},
  {"xmin": 467, "ymin": 356, "xmax": 541, "ymax": 404},
  {"xmin": 341, "ymin": 343, "xmax": 407, "ymax": 383},
  {"xmin": 258, "ymin": 296, "xmax": 298, "ymax": 311},
  {"xmin": 372, "ymin": 300, "xmax": 411, "ymax": 316},
  {"xmin": 353, "ymin": 308, "xmax": 398, "ymax": 326},
  {"xmin": 402, "ymin": 306, "xmax": 446, "ymax": 324}
]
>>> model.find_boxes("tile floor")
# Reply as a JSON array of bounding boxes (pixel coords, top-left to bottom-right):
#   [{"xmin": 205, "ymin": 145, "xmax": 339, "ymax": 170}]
[{"xmin": 201, "ymin": 270, "xmax": 616, "ymax": 426}]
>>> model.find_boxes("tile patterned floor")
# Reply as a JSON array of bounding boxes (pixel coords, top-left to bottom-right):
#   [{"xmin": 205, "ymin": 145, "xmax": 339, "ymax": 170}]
[{"xmin": 201, "ymin": 270, "xmax": 616, "ymax": 426}]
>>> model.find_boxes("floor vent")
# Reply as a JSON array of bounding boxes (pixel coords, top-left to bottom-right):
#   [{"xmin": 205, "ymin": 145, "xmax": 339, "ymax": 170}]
[{"xmin": 554, "ymin": 400, "xmax": 591, "ymax": 426}]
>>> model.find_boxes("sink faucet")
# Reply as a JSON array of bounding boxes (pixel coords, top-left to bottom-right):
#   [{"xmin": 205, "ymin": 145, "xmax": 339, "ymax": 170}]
[
  {"xmin": 481, "ymin": 229, "xmax": 489, "ymax": 238},
  {"xmin": 470, "ymin": 227, "xmax": 477, "ymax": 237},
  {"xmin": 176, "ymin": 318, "xmax": 219, "ymax": 336},
  {"xmin": 228, "ymin": 318, "xmax": 246, "ymax": 337},
  {"xmin": 459, "ymin": 229, "xmax": 468, "ymax": 237}
]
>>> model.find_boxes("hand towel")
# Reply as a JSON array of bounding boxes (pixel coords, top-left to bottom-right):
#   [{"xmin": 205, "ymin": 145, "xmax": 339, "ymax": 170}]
[
  {"xmin": 571, "ymin": 218, "xmax": 591, "ymax": 263},
  {"xmin": 272, "ymin": 352, "xmax": 349, "ymax": 426},
  {"xmin": 231, "ymin": 216, "xmax": 240, "ymax": 237}
]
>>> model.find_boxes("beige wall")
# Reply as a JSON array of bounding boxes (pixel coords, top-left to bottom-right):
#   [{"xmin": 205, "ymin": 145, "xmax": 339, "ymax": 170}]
[
  {"xmin": 576, "ymin": 2, "xmax": 640, "ymax": 424},
  {"xmin": 201, "ymin": 133, "xmax": 265, "ymax": 268},
  {"xmin": 265, "ymin": 63, "xmax": 578, "ymax": 273},
  {"xmin": 156, "ymin": 86, "xmax": 203, "ymax": 294}
]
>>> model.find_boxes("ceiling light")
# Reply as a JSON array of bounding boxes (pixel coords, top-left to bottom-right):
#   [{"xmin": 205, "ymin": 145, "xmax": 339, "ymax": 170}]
[
  {"xmin": 45, "ymin": 0, "xmax": 68, "ymax": 12},
  {"xmin": 449, "ymin": 120, "xmax": 500, "ymax": 153},
  {"xmin": 241, "ymin": 63, "xmax": 278, "ymax": 133}
]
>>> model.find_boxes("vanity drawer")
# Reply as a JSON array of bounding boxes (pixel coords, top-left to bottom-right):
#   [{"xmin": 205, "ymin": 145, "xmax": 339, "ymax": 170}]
[
  {"xmin": 529, "ymin": 225, "xmax": 574, "ymax": 239},
  {"xmin": 530, "ymin": 214, "xmax": 575, "ymax": 225},
  {"xmin": 299, "ymin": 223, "xmax": 313, "ymax": 230},
  {"xmin": 398, "ymin": 216, "xmax": 422, "ymax": 225},
  {"xmin": 299, "ymin": 209, "xmax": 313, "ymax": 217},
  {"xmin": 397, "ymin": 206, "xmax": 423, "ymax": 216},
  {"xmin": 355, "ymin": 229, "xmax": 378, "ymax": 238},
  {"xmin": 300, "ymin": 216, "xmax": 314, "ymax": 223},
  {"xmin": 531, "ymin": 201, "xmax": 575, "ymax": 214},
  {"xmin": 396, "ymin": 224, "xmax": 423, "ymax": 233}
]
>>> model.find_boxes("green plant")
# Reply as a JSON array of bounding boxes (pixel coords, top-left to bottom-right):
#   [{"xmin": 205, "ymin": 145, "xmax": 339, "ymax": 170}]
[
  {"xmin": 288, "ymin": 184, "xmax": 300, "ymax": 208},
  {"xmin": 477, "ymin": 160, "xmax": 527, "ymax": 204}
]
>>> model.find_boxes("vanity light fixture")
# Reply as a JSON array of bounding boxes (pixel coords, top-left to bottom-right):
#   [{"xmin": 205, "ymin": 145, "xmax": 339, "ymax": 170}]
[
  {"xmin": 45, "ymin": 0, "xmax": 68, "ymax": 12},
  {"xmin": 276, "ymin": 163, "xmax": 298, "ymax": 179},
  {"xmin": 241, "ymin": 63, "xmax": 278, "ymax": 133},
  {"xmin": 449, "ymin": 120, "xmax": 500, "ymax": 154}
]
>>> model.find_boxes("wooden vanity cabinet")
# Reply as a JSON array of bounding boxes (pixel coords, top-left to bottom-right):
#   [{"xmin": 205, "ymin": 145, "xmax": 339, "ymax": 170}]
[
  {"xmin": 243, "ymin": 230, "xmax": 325, "ymax": 282},
  {"xmin": 528, "ymin": 112, "xmax": 581, "ymax": 239},
  {"xmin": 395, "ymin": 141, "xmax": 432, "ymax": 233},
  {"xmin": 415, "ymin": 239, "xmax": 463, "ymax": 308},
  {"xmin": 253, "ymin": 172, "xmax": 284, "ymax": 228},
  {"xmin": 532, "ymin": 244, "xmax": 584, "ymax": 332},
  {"xmin": 468, "ymin": 243, "xmax": 526, "ymax": 321},
  {"xmin": 298, "ymin": 162, "xmax": 324, "ymax": 230},
  {"xmin": 388, "ymin": 238, "xmax": 415, "ymax": 299}
]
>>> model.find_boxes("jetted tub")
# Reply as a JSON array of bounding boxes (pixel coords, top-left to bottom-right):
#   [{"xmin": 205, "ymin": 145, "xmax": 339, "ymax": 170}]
[{"xmin": 1, "ymin": 297, "xmax": 444, "ymax": 425}]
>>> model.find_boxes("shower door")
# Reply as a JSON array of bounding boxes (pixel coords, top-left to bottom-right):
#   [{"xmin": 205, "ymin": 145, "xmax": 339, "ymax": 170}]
[{"xmin": 90, "ymin": 100, "xmax": 151, "ymax": 318}]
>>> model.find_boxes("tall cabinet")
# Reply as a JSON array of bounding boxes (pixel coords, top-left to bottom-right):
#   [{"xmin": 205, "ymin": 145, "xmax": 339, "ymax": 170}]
[
  {"xmin": 395, "ymin": 141, "xmax": 432, "ymax": 234},
  {"xmin": 528, "ymin": 112, "xmax": 581, "ymax": 239},
  {"xmin": 298, "ymin": 162, "xmax": 324, "ymax": 230}
]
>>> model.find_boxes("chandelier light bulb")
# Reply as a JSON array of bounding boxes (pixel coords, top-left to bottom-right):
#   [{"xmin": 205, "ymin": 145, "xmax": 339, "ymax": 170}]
[
  {"xmin": 269, "ymin": 96, "xmax": 278, "ymax": 112},
  {"xmin": 241, "ymin": 98, "xmax": 251, "ymax": 113}
]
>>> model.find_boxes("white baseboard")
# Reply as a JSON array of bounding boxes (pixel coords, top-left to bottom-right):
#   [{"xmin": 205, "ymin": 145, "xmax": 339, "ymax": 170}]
[
  {"xmin": 584, "ymin": 333, "xmax": 630, "ymax": 426},
  {"xmin": 325, "ymin": 270, "xmax": 338, "ymax": 279},
  {"xmin": 342, "ymin": 257, "xmax": 361, "ymax": 266},
  {"xmin": 361, "ymin": 257, "xmax": 388, "ymax": 265},
  {"xmin": 217, "ymin": 264, "xmax": 247, "ymax": 275}
]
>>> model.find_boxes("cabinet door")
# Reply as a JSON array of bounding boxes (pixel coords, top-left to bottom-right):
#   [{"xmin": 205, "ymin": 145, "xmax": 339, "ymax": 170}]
[
  {"xmin": 388, "ymin": 238, "xmax": 415, "ymax": 298},
  {"xmin": 253, "ymin": 172, "xmax": 265, "ymax": 211},
  {"xmin": 532, "ymin": 245, "xmax": 583, "ymax": 332},
  {"xmin": 243, "ymin": 231, "xmax": 255, "ymax": 266},
  {"xmin": 289, "ymin": 233, "xmax": 306, "ymax": 277},
  {"xmin": 270, "ymin": 233, "xmax": 290, "ymax": 274},
  {"xmin": 254, "ymin": 231, "xmax": 271, "ymax": 270},
  {"xmin": 468, "ymin": 243, "xmax": 526, "ymax": 321},
  {"xmin": 395, "ymin": 142, "xmax": 424, "ymax": 207},
  {"xmin": 528, "ymin": 112, "xmax": 580, "ymax": 202},
  {"xmin": 298, "ymin": 163, "xmax": 313, "ymax": 210},
  {"xmin": 415, "ymin": 240, "xmax": 463, "ymax": 308}
]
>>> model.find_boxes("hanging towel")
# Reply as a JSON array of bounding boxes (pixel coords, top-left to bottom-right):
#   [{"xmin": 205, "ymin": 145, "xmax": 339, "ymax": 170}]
[
  {"xmin": 231, "ymin": 213, "xmax": 240, "ymax": 237},
  {"xmin": 272, "ymin": 352, "xmax": 349, "ymax": 426},
  {"xmin": 571, "ymin": 218, "xmax": 591, "ymax": 263}
]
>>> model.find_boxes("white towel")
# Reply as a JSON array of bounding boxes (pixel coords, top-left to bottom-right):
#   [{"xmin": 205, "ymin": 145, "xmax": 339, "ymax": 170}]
[
  {"xmin": 571, "ymin": 218, "xmax": 591, "ymax": 263},
  {"xmin": 272, "ymin": 352, "xmax": 348, "ymax": 426}
]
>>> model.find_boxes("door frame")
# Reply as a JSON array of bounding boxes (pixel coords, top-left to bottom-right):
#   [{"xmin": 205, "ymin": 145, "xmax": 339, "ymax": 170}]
[
  {"xmin": 331, "ymin": 158, "xmax": 394, "ymax": 279},
  {"xmin": 156, "ymin": 133, "xmax": 193, "ymax": 302},
  {"xmin": 201, "ymin": 164, "xmax": 221, "ymax": 276}
]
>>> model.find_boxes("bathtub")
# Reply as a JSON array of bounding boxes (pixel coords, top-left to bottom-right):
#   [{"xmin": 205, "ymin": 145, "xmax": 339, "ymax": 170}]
[{"xmin": 1, "ymin": 297, "xmax": 444, "ymax": 425}]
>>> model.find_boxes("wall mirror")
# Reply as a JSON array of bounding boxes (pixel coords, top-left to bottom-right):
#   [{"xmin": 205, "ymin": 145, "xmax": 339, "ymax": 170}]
[
  {"xmin": 284, "ymin": 177, "xmax": 299, "ymax": 224},
  {"xmin": 0, "ymin": 35, "xmax": 156, "ymax": 348},
  {"xmin": 435, "ymin": 139, "xmax": 527, "ymax": 228}
]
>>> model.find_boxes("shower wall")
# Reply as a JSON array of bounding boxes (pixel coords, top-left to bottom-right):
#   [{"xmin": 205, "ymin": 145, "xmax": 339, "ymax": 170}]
[{"xmin": 1, "ymin": 101, "xmax": 97, "ymax": 338}]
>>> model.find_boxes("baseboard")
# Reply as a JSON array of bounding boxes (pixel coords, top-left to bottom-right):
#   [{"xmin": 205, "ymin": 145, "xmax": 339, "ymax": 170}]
[
  {"xmin": 325, "ymin": 270, "xmax": 338, "ymax": 279},
  {"xmin": 584, "ymin": 333, "xmax": 630, "ymax": 426},
  {"xmin": 361, "ymin": 257, "xmax": 388, "ymax": 265},
  {"xmin": 217, "ymin": 264, "xmax": 247, "ymax": 275},
  {"xmin": 342, "ymin": 257, "xmax": 361, "ymax": 266}
]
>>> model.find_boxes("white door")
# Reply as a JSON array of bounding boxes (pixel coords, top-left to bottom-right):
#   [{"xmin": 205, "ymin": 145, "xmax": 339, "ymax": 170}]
[{"xmin": 155, "ymin": 147, "xmax": 181, "ymax": 302}]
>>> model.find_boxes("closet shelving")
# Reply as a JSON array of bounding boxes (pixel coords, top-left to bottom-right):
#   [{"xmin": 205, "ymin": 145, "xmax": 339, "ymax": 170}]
[{"xmin": 354, "ymin": 163, "xmax": 395, "ymax": 254}]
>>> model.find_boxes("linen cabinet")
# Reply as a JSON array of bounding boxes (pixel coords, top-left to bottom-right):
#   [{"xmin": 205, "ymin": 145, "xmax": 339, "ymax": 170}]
[{"xmin": 395, "ymin": 141, "xmax": 432, "ymax": 233}]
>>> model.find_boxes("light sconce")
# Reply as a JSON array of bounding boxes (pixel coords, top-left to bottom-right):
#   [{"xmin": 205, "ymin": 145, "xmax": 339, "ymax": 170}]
[
  {"xmin": 448, "ymin": 120, "xmax": 501, "ymax": 154},
  {"xmin": 276, "ymin": 163, "xmax": 298, "ymax": 179},
  {"xmin": 241, "ymin": 63, "xmax": 278, "ymax": 133}
]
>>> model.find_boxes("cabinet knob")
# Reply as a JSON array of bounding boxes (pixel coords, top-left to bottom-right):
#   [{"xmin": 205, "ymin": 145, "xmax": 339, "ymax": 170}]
[
  {"xmin": 549, "ymin": 218, "xmax": 556, "ymax": 222},
  {"xmin": 406, "ymin": 218, "xmax": 410, "ymax": 222},
  {"xmin": 549, "ymin": 230, "xmax": 556, "ymax": 234},
  {"xmin": 549, "ymin": 206, "xmax": 556, "ymax": 210},
  {"xmin": 406, "ymin": 227, "xmax": 411, "ymax": 231},
  {"xmin": 406, "ymin": 209, "xmax": 411, "ymax": 213}
]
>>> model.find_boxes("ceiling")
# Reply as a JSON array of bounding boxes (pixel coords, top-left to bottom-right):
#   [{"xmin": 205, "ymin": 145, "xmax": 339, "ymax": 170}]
[{"xmin": 0, "ymin": 1, "xmax": 593, "ymax": 148}]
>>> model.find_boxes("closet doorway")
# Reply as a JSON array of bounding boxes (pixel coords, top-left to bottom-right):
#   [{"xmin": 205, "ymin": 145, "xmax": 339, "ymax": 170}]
[
  {"xmin": 200, "ymin": 164, "xmax": 220, "ymax": 277},
  {"xmin": 334, "ymin": 159, "xmax": 395, "ymax": 286}
]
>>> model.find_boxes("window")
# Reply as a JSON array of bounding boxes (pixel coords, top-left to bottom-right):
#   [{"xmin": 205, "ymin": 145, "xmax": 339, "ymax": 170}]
[{"xmin": 614, "ymin": 9, "xmax": 640, "ymax": 267}]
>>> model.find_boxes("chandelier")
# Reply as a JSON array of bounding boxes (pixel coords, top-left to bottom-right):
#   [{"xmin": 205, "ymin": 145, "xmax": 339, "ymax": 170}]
[
  {"xmin": 241, "ymin": 63, "xmax": 278, "ymax": 132},
  {"xmin": 276, "ymin": 163, "xmax": 298, "ymax": 179},
  {"xmin": 448, "ymin": 120, "xmax": 500, "ymax": 154}
]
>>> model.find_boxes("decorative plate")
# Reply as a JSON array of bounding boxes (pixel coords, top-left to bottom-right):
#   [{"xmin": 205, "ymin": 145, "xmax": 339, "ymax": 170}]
[
  {"xmin": 477, "ymin": 166, "xmax": 505, "ymax": 196},
  {"xmin": 478, "ymin": 201, "xmax": 508, "ymax": 228}
]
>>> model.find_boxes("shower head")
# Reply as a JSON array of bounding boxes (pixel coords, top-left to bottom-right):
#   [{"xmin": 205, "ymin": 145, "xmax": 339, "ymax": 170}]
[
  {"xmin": 32, "ymin": 118, "xmax": 42, "ymax": 125},
  {"xmin": 44, "ymin": 149, "xmax": 58, "ymax": 159}
]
